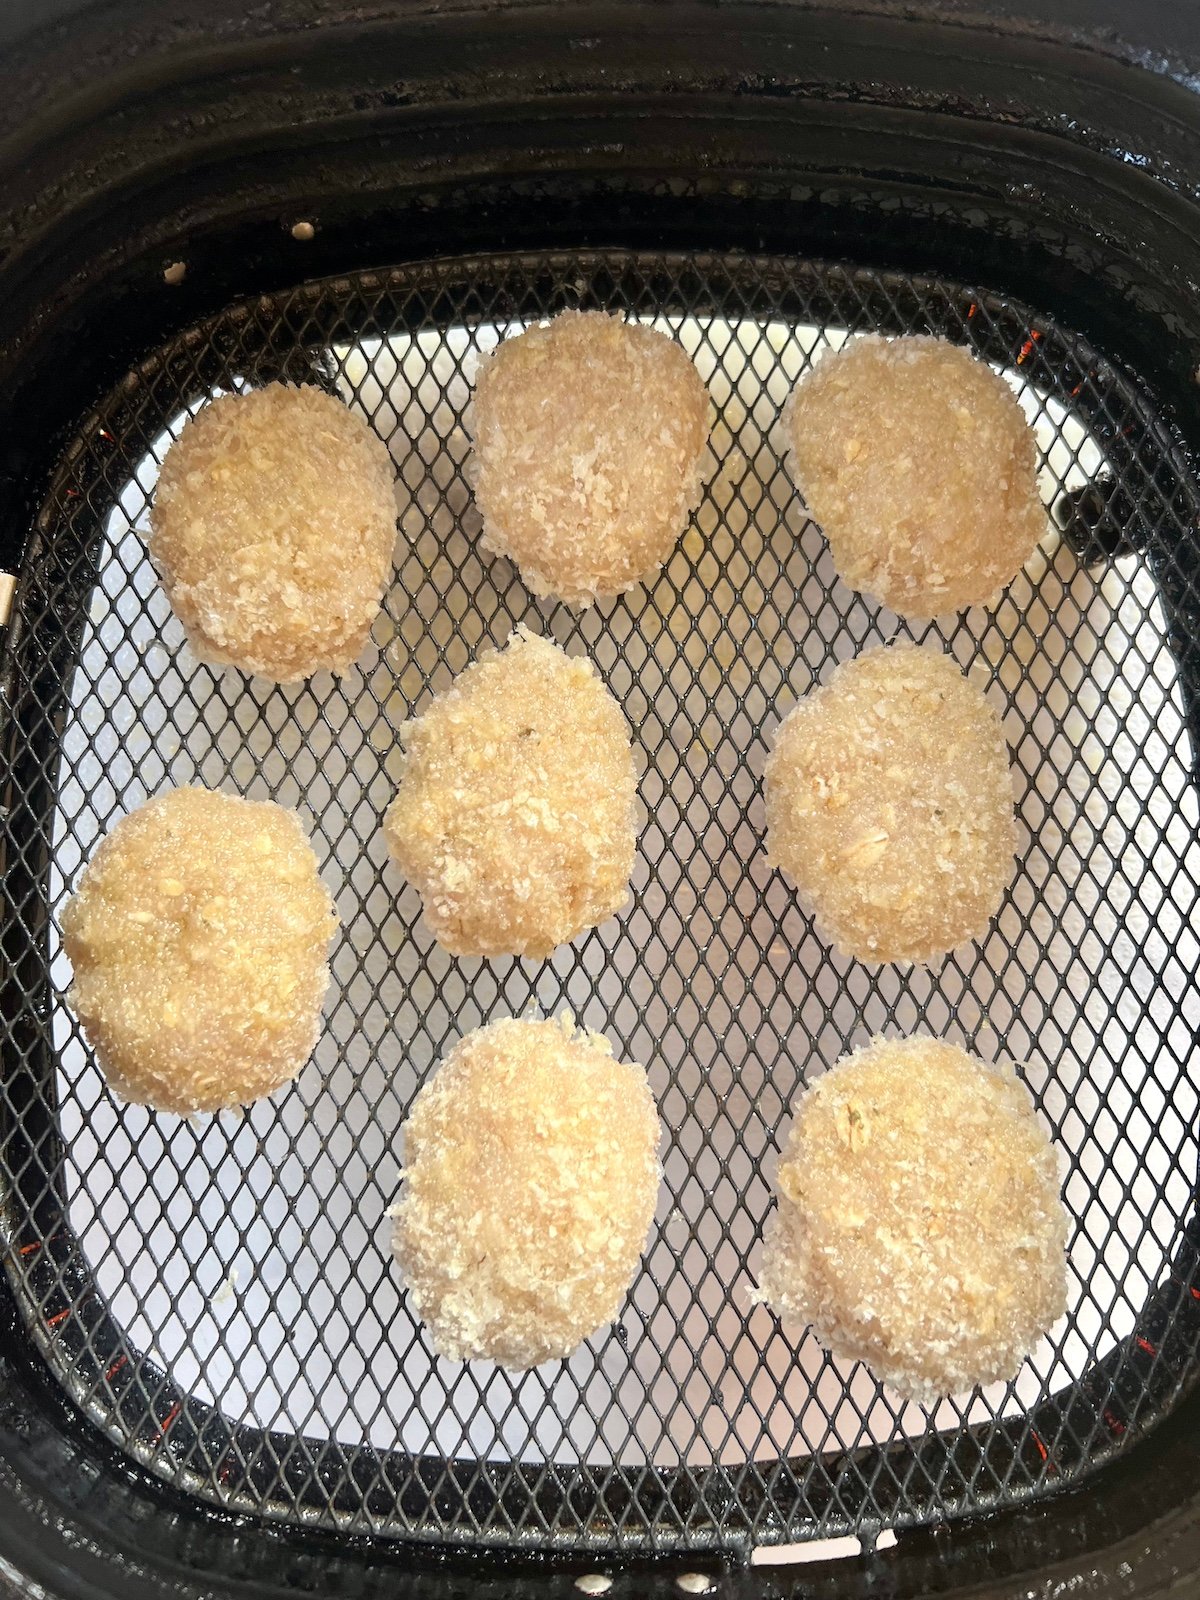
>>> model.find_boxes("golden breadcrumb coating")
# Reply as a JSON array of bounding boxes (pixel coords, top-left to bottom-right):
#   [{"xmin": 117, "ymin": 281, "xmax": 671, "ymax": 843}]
[
  {"xmin": 150, "ymin": 383, "xmax": 396, "ymax": 680},
  {"xmin": 391, "ymin": 1016, "xmax": 661, "ymax": 1368},
  {"xmin": 787, "ymin": 335, "xmax": 1046, "ymax": 617},
  {"xmin": 62, "ymin": 787, "xmax": 337, "ymax": 1114},
  {"xmin": 764, "ymin": 644, "xmax": 1015, "ymax": 964},
  {"xmin": 469, "ymin": 311, "xmax": 709, "ymax": 605},
  {"xmin": 756, "ymin": 1036, "xmax": 1068, "ymax": 1403},
  {"xmin": 384, "ymin": 629, "xmax": 637, "ymax": 958}
]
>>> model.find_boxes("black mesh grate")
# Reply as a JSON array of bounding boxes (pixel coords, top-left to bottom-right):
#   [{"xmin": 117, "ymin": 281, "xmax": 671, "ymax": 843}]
[{"xmin": 1, "ymin": 251, "xmax": 1199, "ymax": 1556}]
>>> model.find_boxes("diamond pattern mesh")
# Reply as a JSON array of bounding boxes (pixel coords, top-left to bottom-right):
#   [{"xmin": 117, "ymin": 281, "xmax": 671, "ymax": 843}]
[{"xmin": 1, "ymin": 252, "xmax": 1199, "ymax": 1555}]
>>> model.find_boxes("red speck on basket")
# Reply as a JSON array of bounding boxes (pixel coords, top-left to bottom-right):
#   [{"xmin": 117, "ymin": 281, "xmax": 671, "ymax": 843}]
[
  {"xmin": 1136, "ymin": 1336, "xmax": 1157, "ymax": 1357},
  {"xmin": 18, "ymin": 1240, "xmax": 41, "ymax": 1256},
  {"xmin": 1016, "ymin": 331, "xmax": 1043, "ymax": 366},
  {"xmin": 1103, "ymin": 1409, "xmax": 1126, "ymax": 1436},
  {"xmin": 1029, "ymin": 1430, "xmax": 1056, "ymax": 1474},
  {"xmin": 105, "ymin": 1354, "xmax": 128, "ymax": 1382},
  {"xmin": 967, "ymin": 303, "xmax": 977, "ymax": 319},
  {"xmin": 45, "ymin": 1307, "xmax": 70, "ymax": 1328},
  {"xmin": 156, "ymin": 1401, "xmax": 182, "ymax": 1442}
]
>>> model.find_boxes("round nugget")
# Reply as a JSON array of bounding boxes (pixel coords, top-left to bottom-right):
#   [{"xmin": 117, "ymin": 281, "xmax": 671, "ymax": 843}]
[
  {"xmin": 384, "ymin": 629, "xmax": 637, "ymax": 958},
  {"xmin": 787, "ymin": 335, "xmax": 1045, "ymax": 617},
  {"xmin": 391, "ymin": 1016, "xmax": 661, "ymax": 1368},
  {"xmin": 62, "ymin": 787, "xmax": 337, "ymax": 1114},
  {"xmin": 764, "ymin": 644, "xmax": 1015, "ymax": 964},
  {"xmin": 469, "ymin": 311, "xmax": 709, "ymax": 605},
  {"xmin": 150, "ymin": 383, "xmax": 396, "ymax": 680},
  {"xmin": 756, "ymin": 1036, "xmax": 1068, "ymax": 1402}
]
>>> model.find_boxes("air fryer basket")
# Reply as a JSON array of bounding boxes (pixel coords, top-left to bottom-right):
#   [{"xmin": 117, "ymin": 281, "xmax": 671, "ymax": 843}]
[{"xmin": 3, "ymin": 4, "xmax": 1200, "ymax": 1599}]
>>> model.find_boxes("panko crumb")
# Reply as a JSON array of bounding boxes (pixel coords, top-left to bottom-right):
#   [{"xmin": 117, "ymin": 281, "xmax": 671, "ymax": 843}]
[
  {"xmin": 384, "ymin": 628, "xmax": 637, "ymax": 958},
  {"xmin": 787, "ymin": 335, "xmax": 1046, "ymax": 618},
  {"xmin": 150, "ymin": 383, "xmax": 396, "ymax": 681},
  {"xmin": 391, "ymin": 1015, "xmax": 661, "ymax": 1369},
  {"xmin": 62, "ymin": 787, "xmax": 337, "ymax": 1114},
  {"xmin": 469, "ymin": 311, "xmax": 710, "ymax": 605},
  {"xmin": 755, "ymin": 1035, "xmax": 1068, "ymax": 1403},
  {"xmin": 211, "ymin": 1270, "xmax": 239, "ymax": 1306},
  {"xmin": 764, "ymin": 644, "xmax": 1015, "ymax": 964}
]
